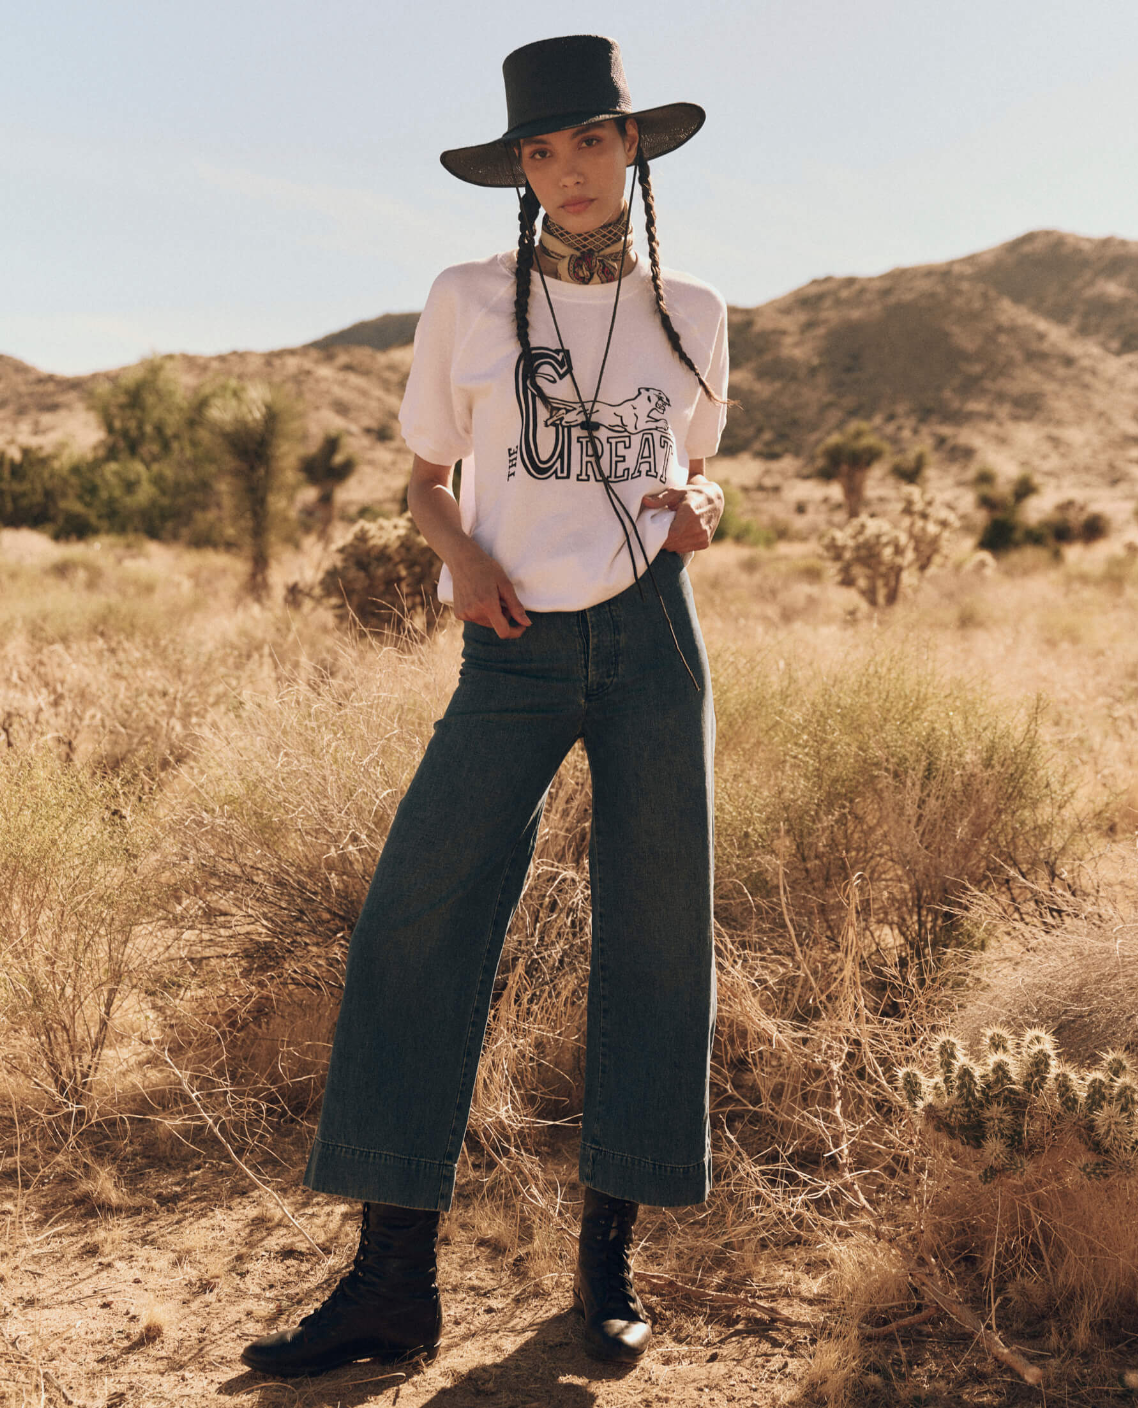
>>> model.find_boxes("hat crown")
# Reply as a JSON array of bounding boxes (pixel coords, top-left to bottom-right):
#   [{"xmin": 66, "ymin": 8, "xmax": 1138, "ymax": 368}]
[
  {"xmin": 439, "ymin": 33, "xmax": 704, "ymax": 187},
  {"xmin": 502, "ymin": 34, "xmax": 632, "ymax": 138}
]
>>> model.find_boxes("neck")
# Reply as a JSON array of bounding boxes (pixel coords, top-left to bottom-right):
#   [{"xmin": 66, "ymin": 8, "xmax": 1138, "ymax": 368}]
[{"xmin": 536, "ymin": 204, "xmax": 635, "ymax": 285}]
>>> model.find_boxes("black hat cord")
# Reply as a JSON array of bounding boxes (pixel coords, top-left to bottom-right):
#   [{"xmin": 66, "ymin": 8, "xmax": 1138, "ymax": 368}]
[{"xmin": 513, "ymin": 164, "xmax": 700, "ymax": 692}]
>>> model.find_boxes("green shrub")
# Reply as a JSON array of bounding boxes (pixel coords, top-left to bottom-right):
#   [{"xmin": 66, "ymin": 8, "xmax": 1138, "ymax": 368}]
[
  {"xmin": 0, "ymin": 445, "xmax": 74, "ymax": 531},
  {"xmin": 890, "ymin": 446, "xmax": 929, "ymax": 486},
  {"xmin": 713, "ymin": 648, "xmax": 1079, "ymax": 967},
  {"xmin": 0, "ymin": 360, "xmax": 300, "ymax": 548},
  {"xmin": 713, "ymin": 482, "xmax": 776, "ymax": 548},
  {"xmin": 974, "ymin": 471, "xmax": 1108, "ymax": 556}
]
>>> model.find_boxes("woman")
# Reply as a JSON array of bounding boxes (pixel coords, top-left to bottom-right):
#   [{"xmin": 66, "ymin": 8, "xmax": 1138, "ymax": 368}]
[{"xmin": 241, "ymin": 33, "xmax": 729, "ymax": 1377}]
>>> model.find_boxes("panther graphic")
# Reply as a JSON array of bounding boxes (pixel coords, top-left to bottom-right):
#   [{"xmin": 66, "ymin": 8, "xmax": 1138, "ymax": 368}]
[{"xmin": 542, "ymin": 387, "xmax": 671, "ymax": 435}]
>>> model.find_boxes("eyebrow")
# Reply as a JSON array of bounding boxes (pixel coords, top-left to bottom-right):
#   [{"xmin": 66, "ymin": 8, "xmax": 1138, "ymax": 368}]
[{"xmin": 521, "ymin": 124, "xmax": 605, "ymax": 146}]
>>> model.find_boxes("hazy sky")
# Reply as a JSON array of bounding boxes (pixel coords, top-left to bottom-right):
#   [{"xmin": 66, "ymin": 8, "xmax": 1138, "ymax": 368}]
[{"xmin": 5, "ymin": 0, "xmax": 1138, "ymax": 374}]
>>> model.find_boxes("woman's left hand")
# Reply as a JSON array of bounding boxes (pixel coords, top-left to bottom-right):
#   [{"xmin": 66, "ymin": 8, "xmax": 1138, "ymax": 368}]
[{"xmin": 641, "ymin": 477, "xmax": 725, "ymax": 554}]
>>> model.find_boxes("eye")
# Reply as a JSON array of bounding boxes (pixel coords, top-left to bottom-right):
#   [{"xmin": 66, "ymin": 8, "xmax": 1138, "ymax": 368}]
[{"xmin": 581, "ymin": 135, "xmax": 602, "ymax": 148}]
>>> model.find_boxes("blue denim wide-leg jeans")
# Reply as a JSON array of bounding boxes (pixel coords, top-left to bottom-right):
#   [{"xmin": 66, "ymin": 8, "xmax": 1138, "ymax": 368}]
[{"xmin": 303, "ymin": 549, "xmax": 715, "ymax": 1211}]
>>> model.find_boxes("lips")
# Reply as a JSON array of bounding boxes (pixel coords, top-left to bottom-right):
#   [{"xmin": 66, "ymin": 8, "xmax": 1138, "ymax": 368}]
[{"xmin": 561, "ymin": 198, "xmax": 594, "ymax": 215}]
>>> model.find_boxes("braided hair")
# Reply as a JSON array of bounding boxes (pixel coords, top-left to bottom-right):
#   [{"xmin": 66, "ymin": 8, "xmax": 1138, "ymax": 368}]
[
  {"xmin": 513, "ymin": 181, "xmax": 552, "ymax": 410},
  {"xmin": 511, "ymin": 126, "xmax": 728, "ymax": 408},
  {"xmin": 635, "ymin": 149, "xmax": 727, "ymax": 406}
]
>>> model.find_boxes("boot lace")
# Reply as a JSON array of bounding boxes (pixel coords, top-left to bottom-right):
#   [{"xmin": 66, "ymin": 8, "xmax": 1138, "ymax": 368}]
[{"xmin": 581, "ymin": 1201, "xmax": 641, "ymax": 1315}]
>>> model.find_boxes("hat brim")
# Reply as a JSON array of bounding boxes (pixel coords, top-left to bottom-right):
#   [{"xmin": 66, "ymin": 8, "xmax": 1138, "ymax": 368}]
[{"xmin": 439, "ymin": 102, "xmax": 706, "ymax": 188}]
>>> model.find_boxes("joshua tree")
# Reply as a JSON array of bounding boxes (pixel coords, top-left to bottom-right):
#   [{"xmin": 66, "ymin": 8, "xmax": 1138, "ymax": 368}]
[
  {"xmin": 815, "ymin": 420, "xmax": 890, "ymax": 518},
  {"xmin": 299, "ymin": 431, "xmax": 357, "ymax": 539},
  {"xmin": 208, "ymin": 381, "xmax": 303, "ymax": 600}
]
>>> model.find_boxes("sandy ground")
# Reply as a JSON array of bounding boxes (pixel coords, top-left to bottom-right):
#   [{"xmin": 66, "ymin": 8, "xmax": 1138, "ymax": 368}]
[{"xmin": 1, "ymin": 1130, "xmax": 820, "ymax": 1408}]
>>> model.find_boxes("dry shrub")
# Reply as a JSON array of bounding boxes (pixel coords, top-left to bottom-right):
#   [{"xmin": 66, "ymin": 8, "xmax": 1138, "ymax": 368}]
[
  {"xmin": 950, "ymin": 891, "xmax": 1138, "ymax": 1066},
  {"xmin": 801, "ymin": 1326, "xmax": 864, "ymax": 1408},
  {"xmin": 891, "ymin": 914, "xmax": 1138, "ymax": 1341},
  {"xmin": 714, "ymin": 645, "xmax": 1081, "ymax": 970},
  {"xmin": 168, "ymin": 623, "xmax": 1086, "ymax": 1270},
  {"xmin": 0, "ymin": 750, "xmax": 165, "ymax": 1127},
  {"xmin": 217, "ymin": 992, "xmax": 341, "ymax": 1119},
  {"xmin": 921, "ymin": 1141, "xmax": 1138, "ymax": 1335},
  {"xmin": 174, "ymin": 633, "xmax": 446, "ymax": 995},
  {"xmin": 0, "ymin": 540, "xmax": 335, "ymax": 781},
  {"xmin": 319, "ymin": 515, "xmax": 442, "ymax": 635}
]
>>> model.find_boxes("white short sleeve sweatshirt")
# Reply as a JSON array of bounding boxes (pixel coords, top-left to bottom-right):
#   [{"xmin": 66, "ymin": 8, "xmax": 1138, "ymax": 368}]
[{"xmin": 398, "ymin": 249, "xmax": 729, "ymax": 612}]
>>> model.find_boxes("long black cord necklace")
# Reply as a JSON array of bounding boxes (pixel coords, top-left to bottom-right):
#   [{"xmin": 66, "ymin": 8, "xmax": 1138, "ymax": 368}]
[{"xmin": 514, "ymin": 166, "xmax": 700, "ymax": 691}]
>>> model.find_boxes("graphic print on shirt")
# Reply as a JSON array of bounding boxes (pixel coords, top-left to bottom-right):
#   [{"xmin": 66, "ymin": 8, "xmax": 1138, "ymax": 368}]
[{"xmin": 512, "ymin": 347, "xmax": 674, "ymax": 486}]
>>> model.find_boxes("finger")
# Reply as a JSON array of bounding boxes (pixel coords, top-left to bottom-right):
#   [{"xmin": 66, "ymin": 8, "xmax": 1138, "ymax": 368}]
[
  {"xmin": 642, "ymin": 488, "xmax": 684, "ymax": 508},
  {"xmin": 499, "ymin": 581, "xmax": 532, "ymax": 628},
  {"xmin": 481, "ymin": 595, "xmax": 514, "ymax": 639}
]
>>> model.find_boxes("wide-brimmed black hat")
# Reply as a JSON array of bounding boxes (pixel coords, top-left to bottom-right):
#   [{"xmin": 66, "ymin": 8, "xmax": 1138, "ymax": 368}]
[{"xmin": 440, "ymin": 34, "xmax": 705, "ymax": 188}]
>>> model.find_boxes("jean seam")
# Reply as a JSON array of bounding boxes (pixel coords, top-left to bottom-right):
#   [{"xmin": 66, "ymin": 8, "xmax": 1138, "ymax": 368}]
[
  {"xmin": 310, "ymin": 1137, "xmax": 452, "ymax": 1173},
  {"xmin": 579, "ymin": 1141, "xmax": 709, "ymax": 1174},
  {"xmin": 605, "ymin": 600, "xmax": 622, "ymax": 694},
  {"xmin": 587, "ymin": 787, "xmax": 609, "ymax": 1154}
]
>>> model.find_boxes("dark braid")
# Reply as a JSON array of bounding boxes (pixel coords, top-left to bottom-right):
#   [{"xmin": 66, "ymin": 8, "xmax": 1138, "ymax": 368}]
[
  {"xmin": 513, "ymin": 181, "xmax": 551, "ymax": 410},
  {"xmin": 636, "ymin": 149, "xmax": 729, "ymax": 406}
]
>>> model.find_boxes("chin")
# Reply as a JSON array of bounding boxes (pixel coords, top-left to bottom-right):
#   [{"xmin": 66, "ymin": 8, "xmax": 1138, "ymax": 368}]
[{"xmin": 559, "ymin": 203, "xmax": 620, "ymax": 232}]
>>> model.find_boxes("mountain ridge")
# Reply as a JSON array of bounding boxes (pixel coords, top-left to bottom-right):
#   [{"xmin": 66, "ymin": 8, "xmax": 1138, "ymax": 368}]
[{"xmin": 3, "ymin": 229, "xmax": 1136, "ymax": 517}]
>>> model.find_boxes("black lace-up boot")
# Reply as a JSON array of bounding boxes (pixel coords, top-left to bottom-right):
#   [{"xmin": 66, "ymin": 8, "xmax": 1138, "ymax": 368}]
[
  {"xmin": 240, "ymin": 1201, "xmax": 442, "ymax": 1377},
  {"xmin": 573, "ymin": 1187, "xmax": 652, "ymax": 1362}
]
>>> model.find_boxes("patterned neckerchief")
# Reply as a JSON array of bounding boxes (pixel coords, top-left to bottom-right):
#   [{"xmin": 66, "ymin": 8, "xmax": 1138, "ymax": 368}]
[{"xmin": 537, "ymin": 205, "xmax": 634, "ymax": 284}]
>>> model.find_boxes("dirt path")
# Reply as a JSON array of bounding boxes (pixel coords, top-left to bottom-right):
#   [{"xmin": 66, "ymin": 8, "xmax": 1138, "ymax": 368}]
[{"xmin": 1, "ymin": 1157, "xmax": 809, "ymax": 1408}]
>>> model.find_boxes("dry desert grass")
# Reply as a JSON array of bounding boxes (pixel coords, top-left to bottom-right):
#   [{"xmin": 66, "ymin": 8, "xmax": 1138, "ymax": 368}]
[{"xmin": 2, "ymin": 529, "xmax": 1138, "ymax": 1406}]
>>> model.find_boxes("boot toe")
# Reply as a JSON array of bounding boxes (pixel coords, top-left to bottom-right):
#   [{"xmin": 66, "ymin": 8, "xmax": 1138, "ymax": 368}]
[
  {"xmin": 583, "ymin": 1314, "xmax": 652, "ymax": 1362},
  {"xmin": 241, "ymin": 1326, "xmax": 334, "ymax": 1376}
]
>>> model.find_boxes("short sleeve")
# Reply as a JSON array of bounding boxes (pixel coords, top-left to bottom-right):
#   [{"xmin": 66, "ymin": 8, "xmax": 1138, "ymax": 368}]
[
  {"xmin": 684, "ymin": 301, "xmax": 729, "ymax": 459},
  {"xmin": 398, "ymin": 269, "xmax": 474, "ymax": 466}
]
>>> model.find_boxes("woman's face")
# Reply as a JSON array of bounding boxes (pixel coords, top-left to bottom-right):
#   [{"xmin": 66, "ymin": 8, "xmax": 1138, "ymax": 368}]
[{"xmin": 517, "ymin": 118, "xmax": 639, "ymax": 233}]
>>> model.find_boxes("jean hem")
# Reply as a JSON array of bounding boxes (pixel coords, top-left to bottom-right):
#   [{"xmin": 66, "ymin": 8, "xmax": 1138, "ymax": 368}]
[
  {"xmin": 579, "ymin": 1141, "xmax": 712, "ymax": 1207},
  {"xmin": 303, "ymin": 1138, "xmax": 456, "ymax": 1212}
]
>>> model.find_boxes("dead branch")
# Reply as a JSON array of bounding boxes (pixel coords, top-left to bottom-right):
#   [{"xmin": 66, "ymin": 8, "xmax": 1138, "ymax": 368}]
[
  {"xmin": 156, "ymin": 1047, "xmax": 326, "ymax": 1259},
  {"xmin": 909, "ymin": 1267, "xmax": 1043, "ymax": 1387},
  {"xmin": 862, "ymin": 1305, "xmax": 938, "ymax": 1338},
  {"xmin": 637, "ymin": 1271, "xmax": 814, "ymax": 1329},
  {"xmin": 0, "ymin": 1326, "xmax": 80, "ymax": 1405}
]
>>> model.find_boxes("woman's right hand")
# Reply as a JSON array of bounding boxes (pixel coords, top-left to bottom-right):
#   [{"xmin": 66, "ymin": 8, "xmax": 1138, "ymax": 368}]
[
  {"xmin": 450, "ymin": 540, "xmax": 532, "ymax": 639},
  {"xmin": 405, "ymin": 455, "xmax": 531, "ymax": 639}
]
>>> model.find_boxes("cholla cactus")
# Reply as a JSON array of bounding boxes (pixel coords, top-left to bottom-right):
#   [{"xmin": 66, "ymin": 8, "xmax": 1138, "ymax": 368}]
[
  {"xmin": 1083, "ymin": 1073, "xmax": 1109, "ymax": 1118},
  {"xmin": 1052, "ymin": 1066, "xmax": 1082, "ymax": 1115},
  {"xmin": 935, "ymin": 1036, "xmax": 962, "ymax": 1094},
  {"xmin": 1092, "ymin": 1105, "xmax": 1133, "ymax": 1158},
  {"xmin": 821, "ymin": 515, "xmax": 908, "ymax": 607},
  {"xmin": 981, "ymin": 1132, "xmax": 1011, "ymax": 1177},
  {"xmin": 898, "ymin": 1066, "xmax": 927, "ymax": 1111},
  {"xmin": 900, "ymin": 485, "xmax": 959, "ymax": 573},
  {"xmin": 983, "ymin": 1027, "xmax": 1013, "ymax": 1057},
  {"xmin": 319, "ymin": 514, "xmax": 442, "ymax": 636},
  {"xmin": 983, "ymin": 1054, "xmax": 1019, "ymax": 1101},
  {"xmin": 1021, "ymin": 1043, "xmax": 1054, "ymax": 1097},
  {"xmin": 894, "ymin": 1028, "xmax": 1138, "ymax": 1180},
  {"xmin": 1113, "ymin": 1077, "xmax": 1137, "ymax": 1116},
  {"xmin": 820, "ymin": 486, "xmax": 958, "ymax": 608}
]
